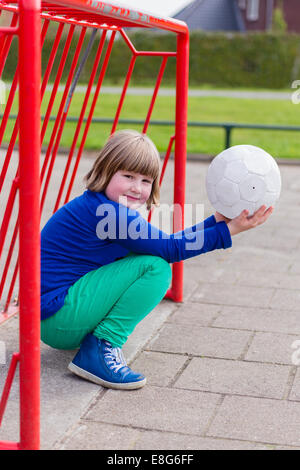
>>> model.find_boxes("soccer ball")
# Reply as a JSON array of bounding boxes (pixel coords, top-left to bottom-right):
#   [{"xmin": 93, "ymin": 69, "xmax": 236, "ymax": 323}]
[{"xmin": 206, "ymin": 145, "xmax": 281, "ymax": 219}]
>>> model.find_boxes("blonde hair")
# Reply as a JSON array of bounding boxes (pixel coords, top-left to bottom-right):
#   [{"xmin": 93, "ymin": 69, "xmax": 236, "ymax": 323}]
[{"xmin": 85, "ymin": 130, "xmax": 161, "ymax": 210}]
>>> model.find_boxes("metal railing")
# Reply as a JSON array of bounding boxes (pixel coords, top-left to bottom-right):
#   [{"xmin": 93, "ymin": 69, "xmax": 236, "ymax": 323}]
[{"xmin": 3, "ymin": 115, "xmax": 299, "ymax": 151}]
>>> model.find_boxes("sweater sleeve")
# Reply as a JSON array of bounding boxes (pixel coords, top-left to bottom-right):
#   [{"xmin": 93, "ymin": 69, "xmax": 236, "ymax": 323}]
[
  {"xmin": 171, "ymin": 214, "xmax": 216, "ymax": 239},
  {"xmin": 96, "ymin": 203, "xmax": 231, "ymax": 264}
]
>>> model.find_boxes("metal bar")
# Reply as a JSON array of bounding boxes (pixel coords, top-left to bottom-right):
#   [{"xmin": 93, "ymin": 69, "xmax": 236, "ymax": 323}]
[
  {"xmin": 159, "ymin": 135, "xmax": 175, "ymax": 186},
  {"xmin": 18, "ymin": 0, "xmax": 41, "ymax": 451},
  {"xmin": 0, "ymin": 18, "xmax": 49, "ymax": 194},
  {"xmin": 40, "ymin": 11, "xmax": 120, "ymax": 29},
  {"xmin": 44, "ymin": 0, "xmax": 189, "ymax": 34},
  {"xmin": 63, "ymin": 30, "xmax": 116, "ymax": 205},
  {"xmin": 225, "ymin": 125, "xmax": 233, "ymax": 149},
  {"xmin": 61, "ymin": 30, "xmax": 107, "ymax": 207},
  {"xmin": 54, "ymin": 29, "xmax": 100, "ymax": 212},
  {"xmin": 0, "ymin": 440, "xmax": 20, "ymax": 450},
  {"xmin": 0, "ymin": 13, "xmax": 18, "ymax": 77},
  {"xmin": 0, "ymin": 68, "xmax": 18, "ymax": 150},
  {"xmin": 0, "ymin": 19, "xmax": 50, "ymax": 312},
  {"xmin": 64, "ymin": 28, "xmax": 98, "ymax": 113},
  {"xmin": 3, "ymin": 113, "xmax": 300, "ymax": 133},
  {"xmin": 148, "ymin": 134, "xmax": 175, "ymax": 223},
  {"xmin": 40, "ymin": 19, "xmax": 61, "ymax": 99},
  {"xmin": 0, "ymin": 26, "xmax": 18, "ymax": 35},
  {"xmin": 40, "ymin": 24, "xmax": 74, "ymax": 182},
  {"xmin": 0, "ymin": 352, "xmax": 20, "ymax": 427},
  {"xmin": 171, "ymin": 31, "xmax": 189, "ymax": 303},
  {"xmin": 0, "ymin": 304, "xmax": 18, "ymax": 324},
  {"xmin": 41, "ymin": 26, "xmax": 87, "ymax": 212},
  {"xmin": 4, "ymin": 258, "xmax": 18, "ymax": 313},
  {"xmin": 111, "ymin": 54, "xmax": 136, "ymax": 134},
  {"xmin": 143, "ymin": 56, "xmax": 168, "ymax": 133},
  {"xmin": 136, "ymin": 51, "xmax": 176, "ymax": 57},
  {"xmin": 118, "ymin": 29, "xmax": 176, "ymax": 57},
  {"xmin": 0, "ymin": 220, "xmax": 18, "ymax": 301},
  {"xmin": 119, "ymin": 28, "xmax": 137, "ymax": 55},
  {"xmin": 0, "ymin": 2, "xmax": 121, "ymax": 29},
  {"xmin": 0, "ymin": 114, "xmax": 19, "ymax": 193},
  {"xmin": 0, "ymin": 176, "xmax": 18, "ymax": 259}
]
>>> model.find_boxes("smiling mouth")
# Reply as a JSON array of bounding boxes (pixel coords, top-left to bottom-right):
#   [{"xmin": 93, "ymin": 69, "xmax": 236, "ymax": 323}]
[{"xmin": 125, "ymin": 195, "xmax": 141, "ymax": 201}]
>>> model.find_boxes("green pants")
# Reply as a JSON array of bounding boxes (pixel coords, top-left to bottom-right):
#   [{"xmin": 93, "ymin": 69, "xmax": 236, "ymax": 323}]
[{"xmin": 41, "ymin": 254, "xmax": 171, "ymax": 350}]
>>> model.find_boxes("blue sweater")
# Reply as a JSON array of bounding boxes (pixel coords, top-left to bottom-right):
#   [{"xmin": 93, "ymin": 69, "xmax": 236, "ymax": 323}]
[{"xmin": 41, "ymin": 190, "xmax": 232, "ymax": 320}]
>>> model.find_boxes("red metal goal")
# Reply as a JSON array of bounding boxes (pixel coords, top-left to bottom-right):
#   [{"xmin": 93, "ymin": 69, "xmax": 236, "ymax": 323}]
[{"xmin": 0, "ymin": 0, "xmax": 189, "ymax": 450}]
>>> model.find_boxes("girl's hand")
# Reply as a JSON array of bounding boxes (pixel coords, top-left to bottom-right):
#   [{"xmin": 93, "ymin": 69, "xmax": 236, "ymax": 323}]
[
  {"xmin": 215, "ymin": 212, "xmax": 231, "ymax": 224},
  {"xmin": 227, "ymin": 205, "xmax": 273, "ymax": 236}
]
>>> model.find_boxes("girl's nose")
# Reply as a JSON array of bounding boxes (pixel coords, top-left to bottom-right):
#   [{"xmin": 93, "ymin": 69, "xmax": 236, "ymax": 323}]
[{"xmin": 131, "ymin": 180, "xmax": 141, "ymax": 193}]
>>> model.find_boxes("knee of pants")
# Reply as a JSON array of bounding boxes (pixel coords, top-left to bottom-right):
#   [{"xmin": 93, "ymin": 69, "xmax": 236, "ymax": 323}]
[{"xmin": 147, "ymin": 256, "xmax": 172, "ymax": 285}]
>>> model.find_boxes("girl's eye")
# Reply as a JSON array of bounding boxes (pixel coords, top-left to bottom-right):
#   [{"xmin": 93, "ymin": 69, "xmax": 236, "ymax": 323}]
[
  {"xmin": 143, "ymin": 179, "xmax": 152, "ymax": 184},
  {"xmin": 124, "ymin": 174, "xmax": 133, "ymax": 179}
]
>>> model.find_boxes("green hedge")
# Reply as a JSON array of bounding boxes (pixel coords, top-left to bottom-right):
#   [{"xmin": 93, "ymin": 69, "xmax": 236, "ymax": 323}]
[{"xmin": 3, "ymin": 28, "xmax": 300, "ymax": 89}]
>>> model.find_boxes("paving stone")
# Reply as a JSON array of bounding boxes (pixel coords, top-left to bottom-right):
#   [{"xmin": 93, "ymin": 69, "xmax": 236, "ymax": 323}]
[
  {"xmin": 184, "ymin": 263, "xmax": 240, "ymax": 285},
  {"xmin": 148, "ymin": 323, "xmax": 251, "ymax": 360},
  {"xmin": 227, "ymin": 247, "xmax": 291, "ymax": 274},
  {"xmin": 290, "ymin": 261, "xmax": 300, "ymax": 274},
  {"xmin": 168, "ymin": 302, "xmax": 223, "ymax": 327},
  {"xmin": 192, "ymin": 282, "xmax": 274, "ymax": 309},
  {"xmin": 134, "ymin": 434, "xmax": 291, "ymax": 451},
  {"xmin": 213, "ymin": 305, "xmax": 300, "ymax": 335},
  {"xmin": 245, "ymin": 332, "xmax": 300, "ymax": 365},
  {"xmin": 131, "ymin": 351, "xmax": 187, "ymax": 387},
  {"xmin": 208, "ymin": 396, "xmax": 300, "ymax": 446},
  {"xmin": 85, "ymin": 386, "xmax": 220, "ymax": 436},
  {"xmin": 58, "ymin": 421, "xmax": 292, "ymax": 450},
  {"xmin": 240, "ymin": 230, "xmax": 299, "ymax": 254},
  {"xmin": 269, "ymin": 289, "xmax": 300, "ymax": 312},
  {"xmin": 234, "ymin": 270, "xmax": 300, "ymax": 290},
  {"xmin": 174, "ymin": 357, "xmax": 290, "ymax": 399},
  {"xmin": 58, "ymin": 422, "xmax": 142, "ymax": 450}
]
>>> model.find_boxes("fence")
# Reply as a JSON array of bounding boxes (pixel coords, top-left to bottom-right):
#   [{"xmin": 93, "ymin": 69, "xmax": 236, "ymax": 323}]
[{"xmin": 3, "ymin": 114, "xmax": 298, "ymax": 154}]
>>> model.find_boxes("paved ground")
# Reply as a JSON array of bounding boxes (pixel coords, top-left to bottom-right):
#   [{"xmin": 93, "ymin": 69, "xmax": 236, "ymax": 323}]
[
  {"xmin": 0, "ymin": 154, "xmax": 300, "ymax": 450},
  {"xmin": 63, "ymin": 86, "xmax": 294, "ymax": 101},
  {"xmin": 5, "ymin": 83, "xmax": 293, "ymax": 100}
]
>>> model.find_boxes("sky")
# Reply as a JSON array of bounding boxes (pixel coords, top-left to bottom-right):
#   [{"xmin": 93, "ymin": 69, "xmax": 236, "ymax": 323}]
[{"xmin": 115, "ymin": 0, "xmax": 194, "ymax": 18}]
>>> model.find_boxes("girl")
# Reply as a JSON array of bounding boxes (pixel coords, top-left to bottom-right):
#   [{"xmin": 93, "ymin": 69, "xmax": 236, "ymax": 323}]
[{"xmin": 41, "ymin": 129, "xmax": 273, "ymax": 390}]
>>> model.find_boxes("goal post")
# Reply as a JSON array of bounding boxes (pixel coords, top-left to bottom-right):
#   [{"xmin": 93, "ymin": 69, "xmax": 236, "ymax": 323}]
[{"xmin": 0, "ymin": 0, "xmax": 189, "ymax": 450}]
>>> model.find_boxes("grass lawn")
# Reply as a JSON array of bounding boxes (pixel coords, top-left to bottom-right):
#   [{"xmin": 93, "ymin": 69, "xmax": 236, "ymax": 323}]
[{"xmin": 2, "ymin": 88, "xmax": 300, "ymax": 159}]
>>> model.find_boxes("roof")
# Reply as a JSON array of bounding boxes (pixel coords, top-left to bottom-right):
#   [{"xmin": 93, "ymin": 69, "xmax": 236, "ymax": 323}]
[{"xmin": 173, "ymin": 0, "xmax": 245, "ymax": 32}]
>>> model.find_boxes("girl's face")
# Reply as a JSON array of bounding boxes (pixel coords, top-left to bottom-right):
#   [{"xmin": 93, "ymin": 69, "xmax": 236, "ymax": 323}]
[{"xmin": 105, "ymin": 170, "xmax": 154, "ymax": 209}]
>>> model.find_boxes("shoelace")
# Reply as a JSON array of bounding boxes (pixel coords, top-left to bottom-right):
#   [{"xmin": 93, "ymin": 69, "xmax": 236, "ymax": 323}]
[
  {"xmin": 112, "ymin": 347, "xmax": 127, "ymax": 366},
  {"xmin": 103, "ymin": 341, "xmax": 127, "ymax": 373}
]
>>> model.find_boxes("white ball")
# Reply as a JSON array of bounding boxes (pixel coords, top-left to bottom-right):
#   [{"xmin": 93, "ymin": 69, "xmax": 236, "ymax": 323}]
[{"xmin": 206, "ymin": 145, "xmax": 281, "ymax": 219}]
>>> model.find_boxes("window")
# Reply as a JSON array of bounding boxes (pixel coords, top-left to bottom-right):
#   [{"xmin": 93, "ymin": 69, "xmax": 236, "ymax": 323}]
[{"xmin": 247, "ymin": 0, "xmax": 260, "ymax": 21}]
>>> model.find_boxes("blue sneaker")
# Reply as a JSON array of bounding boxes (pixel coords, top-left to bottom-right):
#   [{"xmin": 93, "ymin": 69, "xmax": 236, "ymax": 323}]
[{"xmin": 68, "ymin": 333, "xmax": 146, "ymax": 390}]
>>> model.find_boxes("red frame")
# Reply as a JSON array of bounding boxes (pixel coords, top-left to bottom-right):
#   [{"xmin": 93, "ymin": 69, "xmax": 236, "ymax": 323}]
[{"xmin": 0, "ymin": 0, "xmax": 189, "ymax": 450}]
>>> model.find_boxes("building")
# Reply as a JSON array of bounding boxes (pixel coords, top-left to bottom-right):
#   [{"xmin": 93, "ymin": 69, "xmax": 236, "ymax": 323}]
[{"xmin": 173, "ymin": 0, "xmax": 300, "ymax": 33}]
